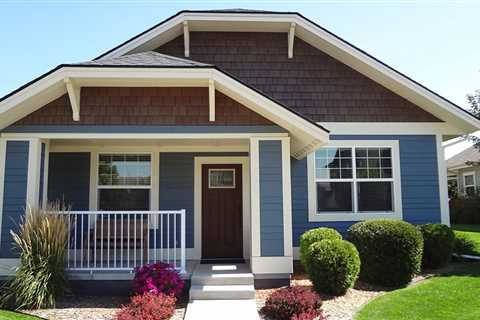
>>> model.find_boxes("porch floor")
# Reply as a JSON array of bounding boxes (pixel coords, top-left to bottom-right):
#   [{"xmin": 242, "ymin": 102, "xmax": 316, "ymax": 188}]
[{"xmin": 67, "ymin": 260, "xmax": 200, "ymax": 281}]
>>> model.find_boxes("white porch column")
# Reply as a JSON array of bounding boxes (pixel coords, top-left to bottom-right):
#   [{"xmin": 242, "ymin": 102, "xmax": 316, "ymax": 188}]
[
  {"xmin": 436, "ymin": 134, "xmax": 450, "ymax": 225},
  {"xmin": 249, "ymin": 137, "xmax": 293, "ymax": 276},
  {"xmin": 26, "ymin": 138, "xmax": 41, "ymax": 206}
]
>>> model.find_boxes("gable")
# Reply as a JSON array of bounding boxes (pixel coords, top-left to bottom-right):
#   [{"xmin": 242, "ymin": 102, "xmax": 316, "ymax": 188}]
[
  {"xmin": 12, "ymin": 87, "xmax": 275, "ymax": 126},
  {"xmin": 156, "ymin": 32, "xmax": 440, "ymax": 122}
]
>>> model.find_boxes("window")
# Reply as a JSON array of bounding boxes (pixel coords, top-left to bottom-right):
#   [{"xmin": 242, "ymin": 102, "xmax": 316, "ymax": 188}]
[
  {"xmin": 308, "ymin": 141, "xmax": 401, "ymax": 222},
  {"xmin": 97, "ymin": 154, "xmax": 151, "ymax": 210},
  {"xmin": 463, "ymin": 172, "xmax": 476, "ymax": 197},
  {"xmin": 209, "ymin": 169, "xmax": 235, "ymax": 188}
]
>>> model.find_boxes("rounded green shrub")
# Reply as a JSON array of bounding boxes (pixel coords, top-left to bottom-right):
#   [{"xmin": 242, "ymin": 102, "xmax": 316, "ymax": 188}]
[
  {"xmin": 308, "ymin": 239, "xmax": 360, "ymax": 296},
  {"xmin": 418, "ymin": 223, "xmax": 455, "ymax": 269},
  {"xmin": 299, "ymin": 228, "xmax": 342, "ymax": 273},
  {"xmin": 347, "ymin": 219, "xmax": 423, "ymax": 287}
]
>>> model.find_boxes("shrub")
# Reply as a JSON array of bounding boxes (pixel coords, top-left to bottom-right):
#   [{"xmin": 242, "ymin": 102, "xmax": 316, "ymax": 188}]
[
  {"xmin": 347, "ymin": 219, "xmax": 423, "ymax": 287},
  {"xmin": 454, "ymin": 234, "xmax": 477, "ymax": 255},
  {"xmin": 116, "ymin": 293, "xmax": 176, "ymax": 320},
  {"xmin": 307, "ymin": 239, "xmax": 360, "ymax": 296},
  {"xmin": 260, "ymin": 286, "xmax": 324, "ymax": 320},
  {"xmin": 0, "ymin": 203, "xmax": 69, "ymax": 309},
  {"xmin": 299, "ymin": 227, "xmax": 342, "ymax": 273},
  {"xmin": 133, "ymin": 262, "xmax": 184, "ymax": 298},
  {"xmin": 418, "ymin": 223, "xmax": 455, "ymax": 269}
]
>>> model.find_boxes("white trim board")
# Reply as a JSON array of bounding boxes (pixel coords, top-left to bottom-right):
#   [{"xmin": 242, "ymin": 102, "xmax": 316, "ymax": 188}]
[
  {"xmin": 92, "ymin": 11, "xmax": 479, "ymax": 133},
  {"xmin": 319, "ymin": 122, "xmax": 467, "ymax": 136},
  {"xmin": 437, "ymin": 134, "xmax": 451, "ymax": 225},
  {"xmin": 307, "ymin": 140, "xmax": 403, "ymax": 222},
  {"xmin": 193, "ymin": 156, "xmax": 251, "ymax": 260}
]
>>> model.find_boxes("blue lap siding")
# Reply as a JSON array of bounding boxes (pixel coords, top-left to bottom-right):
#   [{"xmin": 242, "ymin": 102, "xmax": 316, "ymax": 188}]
[
  {"xmin": 47, "ymin": 152, "xmax": 90, "ymax": 210},
  {"xmin": 259, "ymin": 141, "xmax": 284, "ymax": 256},
  {"xmin": 291, "ymin": 135, "xmax": 441, "ymax": 246},
  {"xmin": 0, "ymin": 141, "xmax": 29, "ymax": 258}
]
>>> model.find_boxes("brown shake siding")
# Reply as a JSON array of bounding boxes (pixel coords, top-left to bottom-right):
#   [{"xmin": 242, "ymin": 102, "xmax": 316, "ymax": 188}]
[
  {"xmin": 14, "ymin": 87, "xmax": 274, "ymax": 126},
  {"xmin": 156, "ymin": 32, "xmax": 441, "ymax": 122}
]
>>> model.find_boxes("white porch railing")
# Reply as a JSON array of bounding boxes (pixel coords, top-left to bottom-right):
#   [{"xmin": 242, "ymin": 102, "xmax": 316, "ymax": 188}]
[{"xmin": 61, "ymin": 210, "xmax": 186, "ymax": 274}]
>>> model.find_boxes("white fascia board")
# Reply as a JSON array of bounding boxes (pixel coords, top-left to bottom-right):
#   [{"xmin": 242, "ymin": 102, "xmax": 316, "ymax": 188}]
[{"xmin": 320, "ymin": 122, "xmax": 467, "ymax": 135}]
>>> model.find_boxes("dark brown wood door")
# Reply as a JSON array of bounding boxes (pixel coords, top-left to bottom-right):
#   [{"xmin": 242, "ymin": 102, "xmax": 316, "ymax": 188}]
[{"xmin": 202, "ymin": 164, "xmax": 243, "ymax": 259}]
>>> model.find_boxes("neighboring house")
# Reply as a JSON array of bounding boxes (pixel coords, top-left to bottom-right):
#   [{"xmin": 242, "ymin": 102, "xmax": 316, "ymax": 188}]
[
  {"xmin": 447, "ymin": 146, "xmax": 480, "ymax": 196},
  {"xmin": 1, "ymin": 9, "xmax": 479, "ymax": 288}
]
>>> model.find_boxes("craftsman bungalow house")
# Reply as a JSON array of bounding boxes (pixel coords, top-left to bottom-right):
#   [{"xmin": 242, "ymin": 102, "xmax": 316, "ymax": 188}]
[{"xmin": 0, "ymin": 9, "xmax": 478, "ymax": 288}]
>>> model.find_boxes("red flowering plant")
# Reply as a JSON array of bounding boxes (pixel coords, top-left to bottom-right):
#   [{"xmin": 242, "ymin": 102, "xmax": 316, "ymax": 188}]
[
  {"xmin": 261, "ymin": 286, "xmax": 324, "ymax": 320},
  {"xmin": 133, "ymin": 262, "xmax": 184, "ymax": 298},
  {"xmin": 116, "ymin": 292, "xmax": 175, "ymax": 320}
]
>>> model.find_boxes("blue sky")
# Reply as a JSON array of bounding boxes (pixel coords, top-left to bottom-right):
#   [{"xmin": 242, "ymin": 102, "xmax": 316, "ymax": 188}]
[{"xmin": 0, "ymin": 0, "xmax": 479, "ymax": 109}]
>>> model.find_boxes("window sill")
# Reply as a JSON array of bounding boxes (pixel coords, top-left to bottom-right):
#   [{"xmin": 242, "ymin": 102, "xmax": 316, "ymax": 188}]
[{"xmin": 308, "ymin": 212, "xmax": 402, "ymax": 222}]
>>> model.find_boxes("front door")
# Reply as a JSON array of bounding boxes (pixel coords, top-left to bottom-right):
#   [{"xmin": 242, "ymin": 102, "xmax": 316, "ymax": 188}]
[{"xmin": 202, "ymin": 164, "xmax": 243, "ymax": 260}]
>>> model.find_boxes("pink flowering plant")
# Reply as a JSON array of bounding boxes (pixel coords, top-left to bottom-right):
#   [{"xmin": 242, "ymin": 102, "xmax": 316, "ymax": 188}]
[{"xmin": 133, "ymin": 262, "xmax": 184, "ymax": 298}]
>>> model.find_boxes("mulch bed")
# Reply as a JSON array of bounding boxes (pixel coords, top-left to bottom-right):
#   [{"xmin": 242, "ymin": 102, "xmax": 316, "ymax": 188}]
[
  {"xmin": 256, "ymin": 262, "xmax": 444, "ymax": 320},
  {"xmin": 22, "ymin": 295, "xmax": 187, "ymax": 320}
]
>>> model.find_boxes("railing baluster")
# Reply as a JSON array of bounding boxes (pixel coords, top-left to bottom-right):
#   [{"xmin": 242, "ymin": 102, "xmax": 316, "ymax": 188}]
[
  {"xmin": 107, "ymin": 214, "xmax": 110, "ymax": 269},
  {"xmin": 181, "ymin": 209, "xmax": 186, "ymax": 274},
  {"xmin": 127, "ymin": 213, "xmax": 130, "ymax": 269},
  {"xmin": 120, "ymin": 214, "xmax": 123, "ymax": 269},
  {"xmin": 81, "ymin": 214, "xmax": 84, "ymax": 269},
  {"xmin": 94, "ymin": 213, "xmax": 97, "ymax": 269},
  {"xmin": 174, "ymin": 212, "xmax": 177, "ymax": 269},
  {"xmin": 167, "ymin": 212, "xmax": 170, "ymax": 264},
  {"xmin": 154, "ymin": 213, "xmax": 157, "ymax": 263},
  {"xmin": 101, "ymin": 213, "xmax": 104, "ymax": 269},
  {"xmin": 134, "ymin": 213, "xmax": 137, "ymax": 267},
  {"xmin": 67, "ymin": 215, "xmax": 71, "ymax": 269},
  {"xmin": 160, "ymin": 213, "xmax": 164, "ymax": 263},
  {"xmin": 147, "ymin": 214, "xmax": 150, "ymax": 264},
  {"xmin": 114, "ymin": 214, "xmax": 117, "ymax": 268}
]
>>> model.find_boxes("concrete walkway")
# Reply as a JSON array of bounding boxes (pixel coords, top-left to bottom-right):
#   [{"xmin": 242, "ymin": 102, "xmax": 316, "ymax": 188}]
[{"xmin": 184, "ymin": 299, "xmax": 260, "ymax": 320}]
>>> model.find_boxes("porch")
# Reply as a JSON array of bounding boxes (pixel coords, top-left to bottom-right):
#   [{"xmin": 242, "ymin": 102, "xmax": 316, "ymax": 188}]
[{"xmin": 0, "ymin": 134, "xmax": 297, "ymax": 281}]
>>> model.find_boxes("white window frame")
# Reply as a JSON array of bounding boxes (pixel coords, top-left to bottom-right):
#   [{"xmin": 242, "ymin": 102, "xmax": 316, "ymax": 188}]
[
  {"xmin": 462, "ymin": 171, "xmax": 476, "ymax": 195},
  {"xmin": 308, "ymin": 140, "xmax": 403, "ymax": 222},
  {"xmin": 96, "ymin": 152, "xmax": 153, "ymax": 210},
  {"xmin": 208, "ymin": 168, "xmax": 236, "ymax": 189}
]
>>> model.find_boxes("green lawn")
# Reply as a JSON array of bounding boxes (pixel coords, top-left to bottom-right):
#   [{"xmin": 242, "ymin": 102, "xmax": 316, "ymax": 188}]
[
  {"xmin": 453, "ymin": 224, "xmax": 480, "ymax": 255},
  {"xmin": 0, "ymin": 310, "xmax": 44, "ymax": 320},
  {"xmin": 355, "ymin": 263, "xmax": 480, "ymax": 320}
]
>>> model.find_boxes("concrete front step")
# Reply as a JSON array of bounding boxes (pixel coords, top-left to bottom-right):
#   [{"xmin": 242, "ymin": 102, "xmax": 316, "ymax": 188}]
[
  {"xmin": 189, "ymin": 284, "xmax": 255, "ymax": 300},
  {"xmin": 191, "ymin": 265, "xmax": 254, "ymax": 286},
  {"xmin": 184, "ymin": 300, "xmax": 260, "ymax": 320}
]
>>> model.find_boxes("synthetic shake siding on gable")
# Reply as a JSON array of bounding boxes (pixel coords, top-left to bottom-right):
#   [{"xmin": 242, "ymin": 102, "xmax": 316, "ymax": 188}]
[
  {"xmin": 157, "ymin": 32, "xmax": 441, "ymax": 123},
  {"xmin": 13, "ymin": 87, "xmax": 273, "ymax": 126}
]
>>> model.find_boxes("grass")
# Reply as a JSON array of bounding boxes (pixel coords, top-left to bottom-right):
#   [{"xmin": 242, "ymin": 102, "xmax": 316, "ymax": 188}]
[
  {"xmin": 0, "ymin": 310, "xmax": 44, "ymax": 320},
  {"xmin": 453, "ymin": 224, "xmax": 480, "ymax": 255},
  {"xmin": 355, "ymin": 262, "xmax": 480, "ymax": 320}
]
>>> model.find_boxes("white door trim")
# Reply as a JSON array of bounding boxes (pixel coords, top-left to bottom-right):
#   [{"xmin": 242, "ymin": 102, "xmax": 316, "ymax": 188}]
[{"xmin": 193, "ymin": 156, "xmax": 250, "ymax": 260}]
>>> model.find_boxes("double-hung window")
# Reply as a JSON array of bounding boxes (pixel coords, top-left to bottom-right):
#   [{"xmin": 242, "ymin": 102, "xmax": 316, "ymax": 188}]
[
  {"xmin": 462, "ymin": 172, "xmax": 476, "ymax": 197},
  {"xmin": 97, "ymin": 154, "xmax": 152, "ymax": 211},
  {"xmin": 308, "ymin": 141, "xmax": 402, "ymax": 222}
]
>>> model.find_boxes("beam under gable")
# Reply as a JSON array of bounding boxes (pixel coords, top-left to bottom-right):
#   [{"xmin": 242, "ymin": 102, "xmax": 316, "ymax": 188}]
[
  {"xmin": 209, "ymin": 79, "xmax": 215, "ymax": 122},
  {"xmin": 183, "ymin": 21, "xmax": 190, "ymax": 57},
  {"xmin": 64, "ymin": 78, "xmax": 81, "ymax": 121},
  {"xmin": 288, "ymin": 22, "xmax": 296, "ymax": 59}
]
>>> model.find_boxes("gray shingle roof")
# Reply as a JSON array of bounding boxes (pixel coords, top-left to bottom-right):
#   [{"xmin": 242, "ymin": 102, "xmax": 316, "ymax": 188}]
[
  {"xmin": 78, "ymin": 51, "xmax": 211, "ymax": 67},
  {"xmin": 447, "ymin": 146, "xmax": 480, "ymax": 169}
]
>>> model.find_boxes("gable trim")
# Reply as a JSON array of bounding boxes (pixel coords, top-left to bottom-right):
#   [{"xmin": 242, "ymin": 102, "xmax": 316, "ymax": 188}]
[{"xmin": 0, "ymin": 65, "xmax": 329, "ymax": 159}]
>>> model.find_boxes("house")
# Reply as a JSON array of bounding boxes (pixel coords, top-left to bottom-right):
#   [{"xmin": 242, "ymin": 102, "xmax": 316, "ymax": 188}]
[
  {"xmin": 1, "ymin": 9, "xmax": 479, "ymax": 290},
  {"xmin": 447, "ymin": 146, "xmax": 480, "ymax": 197}
]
